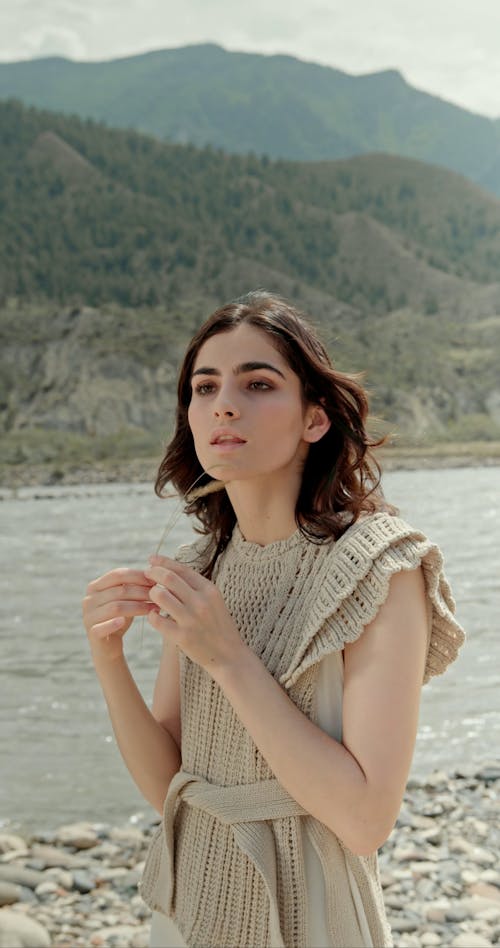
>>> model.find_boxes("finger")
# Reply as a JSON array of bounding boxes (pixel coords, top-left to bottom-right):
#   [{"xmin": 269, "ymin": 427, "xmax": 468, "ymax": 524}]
[
  {"xmin": 147, "ymin": 557, "xmax": 204, "ymax": 591},
  {"xmin": 148, "ymin": 583, "xmax": 184, "ymax": 621},
  {"xmin": 84, "ymin": 583, "xmax": 154, "ymax": 610},
  {"xmin": 91, "ymin": 616, "xmax": 126, "ymax": 640},
  {"xmin": 86, "ymin": 569, "xmax": 155, "ymax": 595},
  {"xmin": 146, "ymin": 609, "xmax": 177, "ymax": 636},
  {"xmin": 89, "ymin": 600, "xmax": 157, "ymax": 626},
  {"xmin": 144, "ymin": 565, "xmax": 189, "ymax": 598}
]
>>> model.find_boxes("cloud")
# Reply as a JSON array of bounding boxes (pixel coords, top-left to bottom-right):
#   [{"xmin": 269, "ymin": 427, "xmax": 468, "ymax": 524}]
[{"xmin": 21, "ymin": 25, "xmax": 88, "ymax": 59}]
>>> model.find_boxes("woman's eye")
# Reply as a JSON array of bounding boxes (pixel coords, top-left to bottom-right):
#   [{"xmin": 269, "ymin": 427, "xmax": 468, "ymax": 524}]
[
  {"xmin": 193, "ymin": 382, "xmax": 215, "ymax": 395},
  {"xmin": 248, "ymin": 380, "xmax": 272, "ymax": 391}
]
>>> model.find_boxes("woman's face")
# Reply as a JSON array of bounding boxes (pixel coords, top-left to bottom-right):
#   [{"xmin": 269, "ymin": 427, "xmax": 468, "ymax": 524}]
[{"xmin": 187, "ymin": 323, "xmax": 321, "ymax": 485}]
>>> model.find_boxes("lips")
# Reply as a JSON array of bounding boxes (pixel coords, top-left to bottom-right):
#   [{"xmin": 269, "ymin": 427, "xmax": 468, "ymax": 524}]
[{"xmin": 210, "ymin": 430, "xmax": 247, "ymax": 445}]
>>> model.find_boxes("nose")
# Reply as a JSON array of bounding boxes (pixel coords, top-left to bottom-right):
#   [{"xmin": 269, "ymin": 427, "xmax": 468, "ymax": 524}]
[
  {"xmin": 213, "ymin": 384, "xmax": 240, "ymax": 419},
  {"xmin": 214, "ymin": 403, "xmax": 239, "ymax": 419}
]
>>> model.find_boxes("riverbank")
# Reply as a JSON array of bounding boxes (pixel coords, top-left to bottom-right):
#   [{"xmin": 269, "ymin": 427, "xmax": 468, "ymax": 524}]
[
  {"xmin": 1, "ymin": 441, "xmax": 500, "ymax": 491},
  {"xmin": 1, "ymin": 763, "xmax": 499, "ymax": 948}
]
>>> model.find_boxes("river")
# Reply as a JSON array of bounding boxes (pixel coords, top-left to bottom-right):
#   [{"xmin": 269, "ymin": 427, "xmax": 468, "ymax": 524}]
[{"xmin": 0, "ymin": 466, "xmax": 498, "ymax": 832}]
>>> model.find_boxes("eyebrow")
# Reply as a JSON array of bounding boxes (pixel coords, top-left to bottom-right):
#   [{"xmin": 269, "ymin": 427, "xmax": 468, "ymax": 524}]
[{"xmin": 191, "ymin": 360, "xmax": 286, "ymax": 380}]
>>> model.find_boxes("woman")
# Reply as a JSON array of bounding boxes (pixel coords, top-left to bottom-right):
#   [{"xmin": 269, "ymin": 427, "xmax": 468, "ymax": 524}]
[{"xmin": 82, "ymin": 291, "xmax": 464, "ymax": 948}]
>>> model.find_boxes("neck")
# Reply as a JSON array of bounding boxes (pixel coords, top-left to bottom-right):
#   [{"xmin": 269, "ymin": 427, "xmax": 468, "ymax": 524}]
[{"xmin": 225, "ymin": 476, "xmax": 300, "ymax": 547}]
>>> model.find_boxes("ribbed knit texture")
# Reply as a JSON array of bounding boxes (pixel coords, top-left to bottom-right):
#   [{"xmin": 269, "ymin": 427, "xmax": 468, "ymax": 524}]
[{"xmin": 140, "ymin": 512, "xmax": 465, "ymax": 948}]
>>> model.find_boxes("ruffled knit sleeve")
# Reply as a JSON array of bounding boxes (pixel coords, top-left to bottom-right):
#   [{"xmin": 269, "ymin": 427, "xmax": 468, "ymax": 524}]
[
  {"xmin": 280, "ymin": 512, "xmax": 465, "ymax": 690},
  {"xmin": 173, "ymin": 532, "xmax": 212, "ymax": 571}
]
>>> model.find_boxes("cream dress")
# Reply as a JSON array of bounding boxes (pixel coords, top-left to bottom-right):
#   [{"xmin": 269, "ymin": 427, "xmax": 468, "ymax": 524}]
[{"xmin": 149, "ymin": 651, "xmax": 375, "ymax": 948}]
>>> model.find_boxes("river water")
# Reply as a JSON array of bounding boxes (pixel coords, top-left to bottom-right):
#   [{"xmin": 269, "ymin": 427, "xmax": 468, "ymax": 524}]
[{"xmin": 1, "ymin": 467, "xmax": 498, "ymax": 832}]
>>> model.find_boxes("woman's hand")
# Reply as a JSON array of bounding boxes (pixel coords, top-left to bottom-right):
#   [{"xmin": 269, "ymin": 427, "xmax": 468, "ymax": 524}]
[
  {"xmin": 144, "ymin": 554, "xmax": 247, "ymax": 677},
  {"xmin": 82, "ymin": 568, "xmax": 157, "ymax": 664}
]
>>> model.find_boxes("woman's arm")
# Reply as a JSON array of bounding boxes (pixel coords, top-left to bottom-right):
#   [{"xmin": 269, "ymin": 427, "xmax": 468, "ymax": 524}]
[
  {"xmin": 83, "ymin": 568, "xmax": 182, "ymax": 815},
  {"xmin": 146, "ymin": 559, "xmax": 428, "ymax": 854}
]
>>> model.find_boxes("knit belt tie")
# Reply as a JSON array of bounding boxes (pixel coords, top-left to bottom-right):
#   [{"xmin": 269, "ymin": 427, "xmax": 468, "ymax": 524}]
[{"xmin": 158, "ymin": 769, "xmax": 308, "ymax": 948}]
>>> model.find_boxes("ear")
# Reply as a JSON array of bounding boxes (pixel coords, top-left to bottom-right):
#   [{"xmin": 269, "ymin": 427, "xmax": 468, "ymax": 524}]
[{"xmin": 303, "ymin": 405, "xmax": 331, "ymax": 444}]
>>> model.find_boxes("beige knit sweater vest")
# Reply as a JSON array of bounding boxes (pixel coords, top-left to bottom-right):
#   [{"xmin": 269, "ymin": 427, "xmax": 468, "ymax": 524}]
[{"xmin": 140, "ymin": 512, "xmax": 464, "ymax": 948}]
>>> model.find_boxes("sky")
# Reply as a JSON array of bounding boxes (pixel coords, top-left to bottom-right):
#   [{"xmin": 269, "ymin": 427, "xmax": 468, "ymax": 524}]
[{"xmin": 1, "ymin": 0, "xmax": 500, "ymax": 118}]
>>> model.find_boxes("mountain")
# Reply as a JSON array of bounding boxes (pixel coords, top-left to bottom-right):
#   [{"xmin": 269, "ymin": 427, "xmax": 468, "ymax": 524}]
[
  {"xmin": 1, "ymin": 44, "xmax": 500, "ymax": 195},
  {"xmin": 1, "ymin": 100, "xmax": 499, "ymax": 471}
]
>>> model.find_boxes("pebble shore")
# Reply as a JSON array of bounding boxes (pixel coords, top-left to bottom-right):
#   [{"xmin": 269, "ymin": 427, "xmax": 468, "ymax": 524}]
[{"xmin": 1, "ymin": 763, "xmax": 499, "ymax": 948}]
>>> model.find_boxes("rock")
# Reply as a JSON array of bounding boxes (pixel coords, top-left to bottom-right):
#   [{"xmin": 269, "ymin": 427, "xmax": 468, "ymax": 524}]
[
  {"xmin": 420, "ymin": 934, "xmax": 442, "ymax": 947},
  {"xmin": 43, "ymin": 867, "xmax": 74, "ymax": 889},
  {"xmin": 424, "ymin": 900, "xmax": 450, "ymax": 923},
  {"xmin": 109, "ymin": 827, "xmax": 145, "ymax": 846},
  {"xmin": 421, "ymin": 801, "xmax": 444, "ymax": 817},
  {"xmin": 448, "ymin": 837, "xmax": 496, "ymax": 865},
  {"xmin": 424, "ymin": 770, "xmax": 449, "ymax": 789},
  {"xmin": 468, "ymin": 882, "xmax": 500, "ymax": 902},
  {"xmin": 380, "ymin": 870, "xmax": 398, "ymax": 887},
  {"xmin": 95, "ymin": 867, "xmax": 129, "ymax": 883},
  {"xmin": 451, "ymin": 935, "xmax": 493, "ymax": 948},
  {"xmin": 0, "ymin": 882, "xmax": 22, "ymax": 906},
  {"xmin": 34, "ymin": 880, "xmax": 62, "ymax": 898},
  {"xmin": 410, "ymin": 860, "xmax": 439, "ymax": 877},
  {"xmin": 455, "ymin": 896, "xmax": 500, "ymax": 918},
  {"xmin": 92, "ymin": 925, "xmax": 149, "ymax": 947},
  {"xmin": 0, "ymin": 910, "xmax": 51, "ymax": 948},
  {"xmin": 476, "ymin": 765, "xmax": 500, "ymax": 782},
  {"xmin": 0, "ymin": 849, "xmax": 29, "ymax": 864},
  {"xmin": 393, "ymin": 846, "xmax": 437, "ymax": 863},
  {"xmin": 113, "ymin": 869, "xmax": 141, "ymax": 891},
  {"xmin": 56, "ymin": 822, "xmax": 99, "ymax": 849},
  {"xmin": 462, "ymin": 868, "xmax": 481, "ymax": 885},
  {"xmin": 29, "ymin": 843, "xmax": 82, "ymax": 868},
  {"xmin": 0, "ymin": 866, "xmax": 45, "ymax": 890},
  {"xmin": 72, "ymin": 870, "xmax": 95, "ymax": 893},
  {"xmin": 388, "ymin": 917, "xmax": 419, "ymax": 933},
  {"xmin": 16, "ymin": 889, "xmax": 37, "ymax": 905},
  {"xmin": 420, "ymin": 826, "xmax": 442, "ymax": 844},
  {"xmin": 0, "ymin": 836, "xmax": 26, "ymax": 856}
]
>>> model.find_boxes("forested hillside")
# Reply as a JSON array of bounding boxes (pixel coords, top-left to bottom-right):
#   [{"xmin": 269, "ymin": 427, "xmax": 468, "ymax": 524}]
[
  {"xmin": 1, "ymin": 44, "xmax": 500, "ymax": 194},
  {"xmin": 1, "ymin": 100, "xmax": 500, "ymax": 473}
]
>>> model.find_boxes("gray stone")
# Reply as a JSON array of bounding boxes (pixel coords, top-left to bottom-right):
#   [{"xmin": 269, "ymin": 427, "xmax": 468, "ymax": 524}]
[
  {"xmin": 0, "ymin": 881, "xmax": 22, "ymax": 906},
  {"xmin": 0, "ymin": 849, "xmax": 29, "ymax": 864},
  {"xmin": 451, "ymin": 935, "xmax": 493, "ymax": 948},
  {"xmin": 29, "ymin": 843, "xmax": 82, "ymax": 868},
  {"xmin": 449, "ymin": 837, "xmax": 496, "ymax": 865},
  {"xmin": 446, "ymin": 904, "xmax": 470, "ymax": 922},
  {"xmin": 0, "ymin": 835, "xmax": 26, "ymax": 856},
  {"xmin": 56, "ymin": 822, "xmax": 99, "ymax": 849},
  {"xmin": 468, "ymin": 882, "xmax": 500, "ymax": 902},
  {"xmin": 480, "ymin": 870, "xmax": 500, "ymax": 887},
  {"xmin": 454, "ymin": 896, "xmax": 500, "ymax": 918},
  {"xmin": 0, "ymin": 866, "xmax": 45, "ymax": 890},
  {"xmin": 92, "ymin": 924, "xmax": 149, "ymax": 947},
  {"xmin": 43, "ymin": 867, "xmax": 74, "ymax": 889},
  {"xmin": 0, "ymin": 910, "xmax": 51, "ymax": 948},
  {"xmin": 17, "ymin": 888, "xmax": 37, "ymax": 904},
  {"xmin": 72, "ymin": 869, "xmax": 95, "ymax": 893},
  {"xmin": 112, "ymin": 869, "xmax": 141, "ymax": 891},
  {"xmin": 424, "ymin": 900, "xmax": 450, "ymax": 923},
  {"xmin": 476, "ymin": 765, "xmax": 500, "ymax": 782},
  {"xmin": 388, "ymin": 916, "xmax": 419, "ymax": 932},
  {"xmin": 424, "ymin": 770, "xmax": 449, "ymax": 789},
  {"xmin": 109, "ymin": 827, "xmax": 145, "ymax": 846},
  {"xmin": 420, "ymin": 934, "xmax": 442, "ymax": 947},
  {"xmin": 409, "ymin": 860, "xmax": 439, "ymax": 877},
  {"xmin": 34, "ymin": 880, "xmax": 61, "ymax": 898}
]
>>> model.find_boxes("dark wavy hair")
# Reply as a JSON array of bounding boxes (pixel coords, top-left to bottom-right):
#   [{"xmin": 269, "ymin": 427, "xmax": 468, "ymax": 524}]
[{"xmin": 155, "ymin": 290, "xmax": 392, "ymax": 578}]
